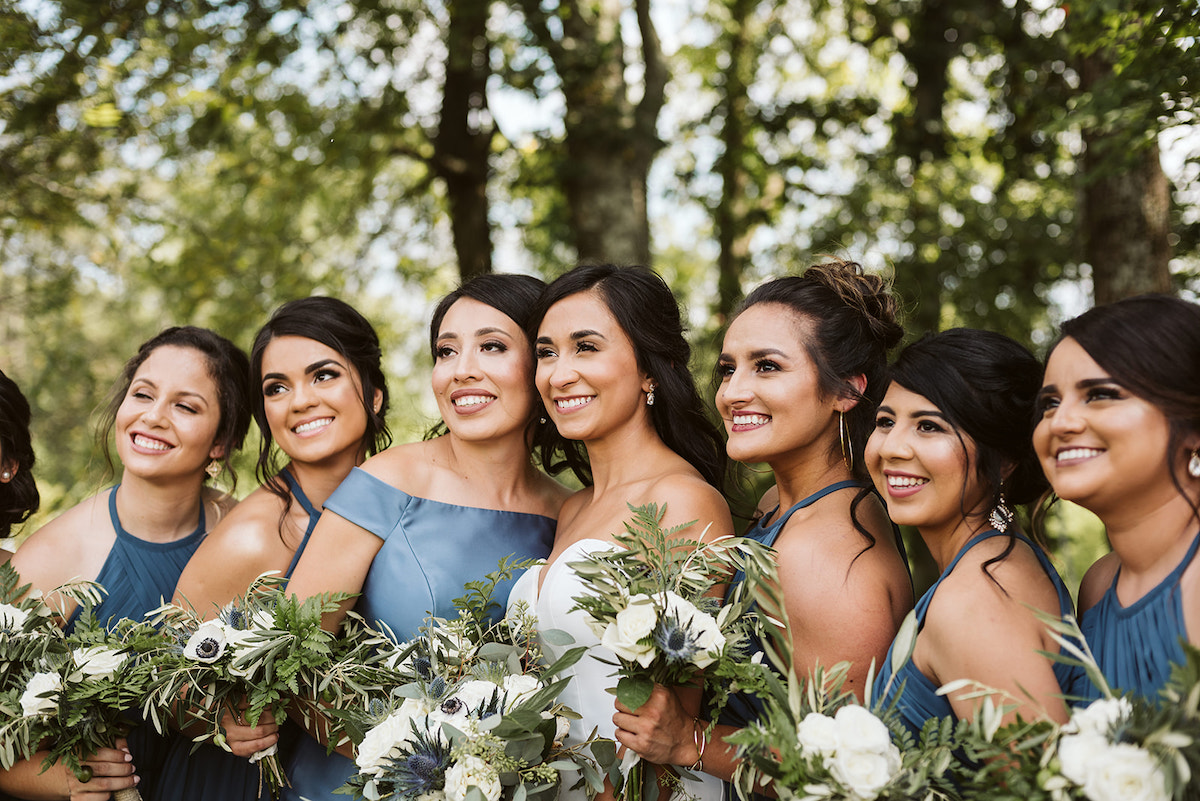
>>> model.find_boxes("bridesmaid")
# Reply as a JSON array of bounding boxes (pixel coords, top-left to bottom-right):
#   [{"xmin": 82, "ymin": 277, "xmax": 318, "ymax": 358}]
[
  {"xmin": 0, "ymin": 369, "xmax": 39, "ymax": 545},
  {"xmin": 507, "ymin": 263, "xmax": 734, "ymax": 801},
  {"xmin": 868, "ymin": 329, "xmax": 1073, "ymax": 731},
  {"xmin": 151, "ymin": 297, "xmax": 392, "ymax": 801},
  {"xmin": 280, "ymin": 274, "xmax": 569, "ymax": 801},
  {"xmin": 1033, "ymin": 295, "xmax": 1200, "ymax": 702},
  {"xmin": 4, "ymin": 327, "xmax": 251, "ymax": 800},
  {"xmin": 612, "ymin": 260, "xmax": 913, "ymax": 783}
]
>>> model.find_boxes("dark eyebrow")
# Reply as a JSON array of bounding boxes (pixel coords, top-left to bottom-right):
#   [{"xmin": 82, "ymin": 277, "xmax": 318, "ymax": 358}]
[
  {"xmin": 261, "ymin": 358, "xmax": 343, "ymax": 385},
  {"xmin": 912, "ymin": 410, "xmax": 948, "ymax": 420},
  {"xmin": 570, "ymin": 329, "xmax": 606, "ymax": 340},
  {"xmin": 1078, "ymin": 377, "xmax": 1122, "ymax": 389},
  {"xmin": 749, "ymin": 348, "xmax": 787, "ymax": 360}
]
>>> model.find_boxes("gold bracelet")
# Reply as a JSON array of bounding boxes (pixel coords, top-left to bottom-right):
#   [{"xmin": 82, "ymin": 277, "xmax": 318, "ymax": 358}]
[{"xmin": 689, "ymin": 717, "xmax": 707, "ymax": 772}]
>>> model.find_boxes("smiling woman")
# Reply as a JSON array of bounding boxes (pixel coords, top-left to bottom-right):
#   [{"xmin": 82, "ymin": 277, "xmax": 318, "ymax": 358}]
[{"xmin": 4, "ymin": 327, "xmax": 251, "ymax": 801}]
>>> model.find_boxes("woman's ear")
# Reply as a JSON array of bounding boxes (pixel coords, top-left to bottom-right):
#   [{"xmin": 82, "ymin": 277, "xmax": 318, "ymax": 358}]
[
  {"xmin": 833, "ymin": 374, "xmax": 868, "ymax": 413},
  {"xmin": 372, "ymin": 388, "xmax": 384, "ymax": 415}
]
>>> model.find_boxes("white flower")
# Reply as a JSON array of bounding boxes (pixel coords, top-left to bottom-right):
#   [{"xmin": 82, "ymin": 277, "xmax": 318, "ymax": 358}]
[
  {"xmin": 1065, "ymin": 697, "xmax": 1133, "ymax": 737},
  {"xmin": 183, "ymin": 623, "xmax": 228, "ymax": 663},
  {"xmin": 0, "ymin": 602, "xmax": 29, "ymax": 630},
  {"xmin": 502, "ymin": 674, "xmax": 542, "ymax": 709},
  {"xmin": 828, "ymin": 743, "xmax": 902, "ymax": 801},
  {"xmin": 1058, "ymin": 732, "xmax": 1109, "ymax": 786},
  {"xmin": 20, "ymin": 671, "xmax": 62, "ymax": 717},
  {"xmin": 1080, "ymin": 742, "xmax": 1168, "ymax": 801},
  {"xmin": 615, "ymin": 594, "xmax": 659, "ymax": 643},
  {"xmin": 417, "ymin": 792, "xmax": 447, "ymax": 801},
  {"xmin": 601, "ymin": 621, "xmax": 657, "ymax": 667},
  {"xmin": 685, "ymin": 612, "xmax": 725, "ymax": 669},
  {"xmin": 454, "ymin": 679, "xmax": 503, "ymax": 713},
  {"xmin": 796, "ymin": 712, "xmax": 840, "ymax": 758},
  {"xmin": 443, "ymin": 756, "xmax": 501, "ymax": 801},
  {"xmin": 73, "ymin": 645, "xmax": 128, "ymax": 680},
  {"xmin": 834, "ymin": 705, "xmax": 893, "ymax": 755},
  {"xmin": 356, "ymin": 712, "xmax": 414, "ymax": 776}
]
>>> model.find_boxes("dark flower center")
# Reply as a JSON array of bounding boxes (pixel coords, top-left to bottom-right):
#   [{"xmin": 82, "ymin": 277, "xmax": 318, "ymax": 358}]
[
  {"xmin": 440, "ymin": 697, "xmax": 464, "ymax": 715},
  {"xmin": 195, "ymin": 638, "xmax": 221, "ymax": 659}
]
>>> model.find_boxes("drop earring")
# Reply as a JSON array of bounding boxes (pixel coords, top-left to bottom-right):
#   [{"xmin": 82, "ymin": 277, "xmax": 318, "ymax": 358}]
[
  {"xmin": 1189, "ymin": 449, "xmax": 1200, "ymax": 479},
  {"xmin": 988, "ymin": 492, "xmax": 1014, "ymax": 533},
  {"xmin": 205, "ymin": 460, "xmax": 223, "ymax": 480},
  {"xmin": 646, "ymin": 384, "xmax": 656, "ymax": 407}
]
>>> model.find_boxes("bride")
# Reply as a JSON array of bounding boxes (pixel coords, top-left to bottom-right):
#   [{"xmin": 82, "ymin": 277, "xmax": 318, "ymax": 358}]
[{"xmin": 508, "ymin": 264, "xmax": 733, "ymax": 801}]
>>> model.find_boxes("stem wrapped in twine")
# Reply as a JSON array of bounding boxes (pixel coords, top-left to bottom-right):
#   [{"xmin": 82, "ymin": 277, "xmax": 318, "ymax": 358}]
[{"xmin": 113, "ymin": 788, "xmax": 142, "ymax": 801}]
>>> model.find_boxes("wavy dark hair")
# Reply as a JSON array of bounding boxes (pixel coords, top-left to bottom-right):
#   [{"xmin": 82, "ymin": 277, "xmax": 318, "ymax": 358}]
[
  {"xmin": 99, "ymin": 326, "xmax": 252, "ymax": 489},
  {"xmin": 1053, "ymin": 294, "xmax": 1200, "ymax": 525},
  {"xmin": 886, "ymin": 328, "xmax": 1049, "ymax": 580},
  {"xmin": 0, "ymin": 370, "xmax": 39, "ymax": 537},
  {"xmin": 426, "ymin": 273, "xmax": 549, "ymax": 441},
  {"xmin": 529, "ymin": 263, "xmax": 726, "ymax": 489},
  {"xmin": 250, "ymin": 296, "xmax": 392, "ymax": 506}
]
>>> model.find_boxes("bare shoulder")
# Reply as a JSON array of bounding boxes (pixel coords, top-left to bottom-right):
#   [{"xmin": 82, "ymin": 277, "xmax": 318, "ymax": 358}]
[
  {"xmin": 192, "ymin": 488, "xmax": 287, "ymax": 563},
  {"xmin": 530, "ymin": 471, "xmax": 574, "ymax": 519},
  {"xmin": 358, "ymin": 440, "xmax": 432, "ymax": 496},
  {"xmin": 11, "ymin": 492, "xmax": 113, "ymax": 592},
  {"xmin": 554, "ymin": 488, "xmax": 593, "ymax": 533},
  {"xmin": 643, "ymin": 472, "xmax": 733, "ymax": 540},
  {"xmin": 1078, "ymin": 551, "xmax": 1120, "ymax": 614}
]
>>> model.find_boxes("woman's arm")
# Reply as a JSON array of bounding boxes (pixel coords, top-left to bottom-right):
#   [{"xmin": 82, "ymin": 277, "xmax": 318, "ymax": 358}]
[{"xmin": 0, "ymin": 743, "xmax": 138, "ymax": 801}]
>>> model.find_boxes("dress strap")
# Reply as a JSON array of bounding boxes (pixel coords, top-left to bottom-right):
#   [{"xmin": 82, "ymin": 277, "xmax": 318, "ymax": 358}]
[
  {"xmin": 1108, "ymin": 527, "xmax": 1200, "ymax": 604},
  {"xmin": 108, "ymin": 484, "xmax": 207, "ymax": 542},
  {"xmin": 279, "ymin": 469, "xmax": 322, "ymax": 579},
  {"xmin": 767, "ymin": 479, "xmax": 867, "ymax": 536}
]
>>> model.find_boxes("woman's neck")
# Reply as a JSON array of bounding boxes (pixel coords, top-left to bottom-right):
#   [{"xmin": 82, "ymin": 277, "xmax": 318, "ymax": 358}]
[
  {"xmin": 439, "ymin": 431, "xmax": 539, "ymax": 505},
  {"xmin": 283, "ymin": 449, "xmax": 361, "ymax": 510},
  {"xmin": 1104, "ymin": 491, "xmax": 1200, "ymax": 580},
  {"xmin": 115, "ymin": 471, "xmax": 205, "ymax": 542},
  {"xmin": 583, "ymin": 417, "xmax": 680, "ymax": 495},
  {"xmin": 771, "ymin": 448, "xmax": 853, "ymax": 516},
  {"xmin": 920, "ymin": 514, "xmax": 992, "ymax": 573}
]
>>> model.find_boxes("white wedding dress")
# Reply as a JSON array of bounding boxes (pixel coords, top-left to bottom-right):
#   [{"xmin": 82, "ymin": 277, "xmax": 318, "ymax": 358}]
[{"xmin": 507, "ymin": 538, "xmax": 725, "ymax": 801}]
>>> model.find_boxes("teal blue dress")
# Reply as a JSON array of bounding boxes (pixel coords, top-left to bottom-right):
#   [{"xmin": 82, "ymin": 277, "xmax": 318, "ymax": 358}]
[
  {"xmin": 149, "ymin": 470, "xmax": 317, "ymax": 801},
  {"xmin": 1067, "ymin": 531, "xmax": 1200, "ymax": 703},
  {"xmin": 872, "ymin": 530, "xmax": 1075, "ymax": 736},
  {"xmin": 280, "ymin": 467, "xmax": 556, "ymax": 801}
]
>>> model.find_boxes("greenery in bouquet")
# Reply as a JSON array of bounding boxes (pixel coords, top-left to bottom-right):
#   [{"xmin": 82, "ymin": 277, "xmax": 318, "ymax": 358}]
[
  {"xmin": 0, "ymin": 561, "xmax": 103, "ymax": 772},
  {"xmin": 725, "ymin": 557, "xmax": 957, "ymax": 801},
  {"xmin": 138, "ymin": 572, "xmax": 352, "ymax": 796},
  {"xmin": 335, "ymin": 559, "xmax": 610, "ymax": 801},
  {"xmin": 567, "ymin": 502, "xmax": 774, "ymax": 800},
  {"xmin": 951, "ymin": 613, "xmax": 1200, "ymax": 801}
]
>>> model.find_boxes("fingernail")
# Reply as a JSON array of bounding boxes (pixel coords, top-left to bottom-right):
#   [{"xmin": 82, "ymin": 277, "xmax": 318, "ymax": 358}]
[{"xmin": 124, "ymin": 752, "xmax": 133, "ymax": 761}]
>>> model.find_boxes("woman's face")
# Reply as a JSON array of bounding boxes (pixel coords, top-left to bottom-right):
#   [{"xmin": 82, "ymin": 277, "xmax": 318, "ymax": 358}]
[
  {"xmin": 1033, "ymin": 337, "xmax": 1179, "ymax": 518},
  {"xmin": 431, "ymin": 297, "xmax": 536, "ymax": 442},
  {"xmin": 535, "ymin": 290, "xmax": 651, "ymax": 444},
  {"xmin": 114, "ymin": 345, "xmax": 224, "ymax": 482},
  {"xmin": 260, "ymin": 336, "xmax": 374, "ymax": 467},
  {"xmin": 716, "ymin": 303, "xmax": 838, "ymax": 466},
  {"xmin": 865, "ymin": 383, "xmax": 988, "ymax": 539}
]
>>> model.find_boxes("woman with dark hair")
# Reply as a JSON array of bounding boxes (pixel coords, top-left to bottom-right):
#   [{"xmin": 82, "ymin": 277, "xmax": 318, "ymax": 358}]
[
  {"xmin": 149, "ymin": 297, "xmax": 392, "ymax": 801},
  {"xmin": 1034, "ymin": 295, "xmax": 1200, "ymax": 702},
  {"xmin": 279, "ymin": 274, "xmax": 568, "ymax": 801},
  {"xmin": 4, "ymin": 326, "xmax": 252, "ymax": 800},
  {"xmin": 506, "ymin": 263, "xmax": 734, "ymax": 801},
  {"xmin": 611, "ymin": 260, "xmax": 913, "ymax": 785},
  {"xmin": 0, "ymin": 370, "xmax": 39, "ymax": 542},
  {"xmin": 868, "ymin": 328, "xmax": 1073, "ymax": 733}
]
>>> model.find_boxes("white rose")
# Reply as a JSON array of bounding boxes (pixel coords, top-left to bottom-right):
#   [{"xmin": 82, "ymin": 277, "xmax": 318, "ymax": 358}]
[
  {"xmin": 1080, "ymin": 743, "xmax": 1168, "ymax": 801},
  {"xmin": 796, "ymin": 712, "xmax": 840, "ymax": 757},
  {"xmin": 502, "ymin": 674, "xmax": 542, "ymax": 709},
  {"xmin": 1057, "ymin": 732, "xmax": 1109, "ymax": 786},
  {"xmin": 20, "ymin": 671, "xmax": 62, "ymax": 717},
  {"xmin": 828, "ymin": 744, "xmax": 901, "ymax": 801},
  {"xmin": 454, "ymin": 679, "xmax": 503, "ymax": 714},
  {"xmin": 73, "ymin": 645, "xmax": 128, "ymax": 680},
  {"xmin": 601, "ymin": 621, "xmax": 657, "ymax": 667},
  {"xmin": 659, "ymin": 591, "xmax": 699, "ymax": 621},
  {"xmin": 686, "ymin": 613, "xmax": 725, "ymax": 669},
  {"xmin": 0, "ymin": 602, "xmax": 29, "ymax": 630},
  {"xmin": 443, "ymin": 756, "xmax": 501, "ymax": 801},
  {"xmin": 417, "ymin": 792, "xmax": 447, "ymax": 801},
  {"xmin": 1066, "ymin": 697, "xmax": 1133, "ymax": 737},
  {"xmin": 183, "ymin": 623, "xmax": 228, "ymax": 663},
  {"xmin": 356, "ymin": 712, "xmax": 413, "ymax": 776},
  {"xmin": 834, "ymin": 705, "xmax": 893, "ymax": 755},
  {"xmin": 615, "ymin": 595, "xmax": 659, "ymax": 643}
]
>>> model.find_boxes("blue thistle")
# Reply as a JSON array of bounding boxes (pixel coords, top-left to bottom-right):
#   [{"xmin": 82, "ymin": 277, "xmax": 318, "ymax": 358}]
[
  {"xmin": 222, "ymin": 606, "xmax": 246, "ymax": 630},
  {"xmin": 427, "ymin": 676, "xmax": 446, "ymax": 699},
  {"xmin": 382, "ymin": 727, "xmax": 451, "ymax": 796},
  {"xmin": 412, "ymin": 655, "xmax": 432, "ymax": 679},
  {"xmin": 653, "ymin": 613, "xmax": 702, "ymax": 666}
]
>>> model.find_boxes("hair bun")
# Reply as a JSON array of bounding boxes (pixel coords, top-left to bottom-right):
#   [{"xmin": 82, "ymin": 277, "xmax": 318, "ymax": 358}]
[{"xmin": 805, "ymin": 259, "xmax": 904, "ymax": 351}]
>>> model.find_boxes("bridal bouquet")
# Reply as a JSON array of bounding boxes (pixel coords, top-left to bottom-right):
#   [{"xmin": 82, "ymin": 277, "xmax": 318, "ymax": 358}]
[
  {"xmin": 568, "ymin": 503, "xmax": 774, "ymax": 801},
  {"xmin": 139, "ymin": 573, "xmax": 351, "ymax": 797},
  {"xmin": 336, "ymin": 562, "xmax": 608, "ymax": 801}
]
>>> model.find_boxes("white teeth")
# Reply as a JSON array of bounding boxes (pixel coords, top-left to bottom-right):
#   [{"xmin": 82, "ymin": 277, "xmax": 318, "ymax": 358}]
[
  {"xmin": 294, "ymin": 418, "xmax": 332, "ymax": 434},
  {"xmin": 134, "ymin": 435, "xmax": 171, "ymax": 451},
  {"xmin": 733, "ymin": 413, "xmax": 770, "ymax": 426},
  {"xmin": 453, "ymin": 395, "xmax": 493, "ymax": 407},
  {"xmin": 1057, "ymin": 448, "xmax": 1102, "ymax": 462},
  {"xmin": 887, "ymin": 475, "xmax": 928, "ymax": 488},
  {"xmin": 556, "ymin": 397, "xmax": 592, "ymax": 410}
]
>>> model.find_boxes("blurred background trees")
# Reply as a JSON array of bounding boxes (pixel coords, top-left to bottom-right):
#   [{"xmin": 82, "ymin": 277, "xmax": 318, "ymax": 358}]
[{"xmin": 3, "ymin": 0, "xmax": 1198, "ymax": 589}]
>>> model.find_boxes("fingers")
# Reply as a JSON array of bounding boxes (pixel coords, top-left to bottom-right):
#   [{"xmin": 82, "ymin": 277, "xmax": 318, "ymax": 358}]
[
  {"xmin": 67, "ymin": 754, "xmax": 139, "ymax": 800},
  {"xmin": 228, "ymin": 733, "xmax": 280, "ymax": 759}
]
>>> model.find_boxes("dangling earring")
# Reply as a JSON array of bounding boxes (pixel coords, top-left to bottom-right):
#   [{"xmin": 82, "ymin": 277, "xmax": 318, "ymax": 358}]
[
  {"xmin": 646, "ymin": 384, "xmax": 656, "ymax": 407},
  {"xmin": 205, "ymin": 460, "xmax": 223, "ymax": 480},
  {"xmin": 989, "ymin": 492, "xmax": 1014, "ymax": 533},
  {"xmin": 1189, "ymin": 449, "xmax": 1200, "ymax": 479},
  {"xmin": 838, "ymin": 411, "xmax": 853, "ymax": 471}
]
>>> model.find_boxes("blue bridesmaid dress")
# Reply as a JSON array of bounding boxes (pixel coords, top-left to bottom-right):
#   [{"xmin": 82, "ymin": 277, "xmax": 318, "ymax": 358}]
[
  {"xmin": 149, "ymin": 470, "xmax": 317, "ymax": 801},
  {"xmin": 872, "ymin": 529, "xmax": 1075, "ymax": 736},
  {"xmin": 1066, "ymin": 531, "xmax": 1200, "ymax": 703},
  {"xmin": 280, "ymin": 467, "xmax": 556, "ymax": 801}
]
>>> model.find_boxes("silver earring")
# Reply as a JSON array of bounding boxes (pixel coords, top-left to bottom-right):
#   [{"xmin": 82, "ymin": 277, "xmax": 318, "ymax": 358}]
[
  {"xmin": 646, "ymin": 387, "xmax": 655, "ymax": 407},
  {"xmin": 988, "ymin": 494, "xmax": 1013, "ymax": 533},
  {"xmin": 1189, "ymin": 449, "xmax": 1200, "ymax": 479}
]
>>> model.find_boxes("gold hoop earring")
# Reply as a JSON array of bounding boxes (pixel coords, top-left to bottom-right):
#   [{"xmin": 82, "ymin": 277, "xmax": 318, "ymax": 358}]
[{"xmin": 838, "ymin": 411, "xmax": 853, "ymax": 472}]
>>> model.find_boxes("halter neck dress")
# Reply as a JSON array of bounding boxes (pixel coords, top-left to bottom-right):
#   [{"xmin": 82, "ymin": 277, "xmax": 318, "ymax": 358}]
[
  {"xmin": 150, "ymin": 470, "xmax": 319, "ymax": 801},
  {"xmin": 280, "ymin": 467, "xmax": 556, "ymax": 801},
  {"xmin": 1067, "ymin": 530, "xmax": 1200, "ymax": 703},
  {"xmin": 872, "ymin": 530, "xmax": 1075, "ymax": 735}
]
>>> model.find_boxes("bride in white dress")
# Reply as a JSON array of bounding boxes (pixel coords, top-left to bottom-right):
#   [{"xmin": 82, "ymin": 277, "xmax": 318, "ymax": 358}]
[{"xmin": 508, "ymin": 265, "xmax": 734, "ymax": 801}]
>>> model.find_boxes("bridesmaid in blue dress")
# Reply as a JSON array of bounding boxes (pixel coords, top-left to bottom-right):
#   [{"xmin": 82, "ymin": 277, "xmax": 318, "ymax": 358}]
[
  {"xmin": 1033, "ymin": 295, "xmax": 1200, "ymax": 702},
  {"xmin": 280, "ymin": 274, "xmax": 570, "ymax": 801},
  {"xmin": 611, "ymin": 260, "xmax": 913, "ymax": 786},
  {"xmin": 4, "ymin": 327, "xmax": 251, "ymax": 800},
  {"xmin": 151, "ymin": 297, "xmax": 394, "ymax": 801},
  {"xmin": 867, "ymin": 329, "xmax": 1074, "ymax": 734}
]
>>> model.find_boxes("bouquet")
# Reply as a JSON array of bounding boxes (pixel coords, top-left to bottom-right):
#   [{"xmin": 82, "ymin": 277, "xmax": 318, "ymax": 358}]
[
  {"xmin": 568, "ymin": 503, "xmax": 774, "ymax": 801},
  {"xmin": 138, "ymin": 573, "xmax": 351, "ymax": 797},
  {"xmin": 335, "ymin": 560, "xmax": 609, "ymax": 801}
]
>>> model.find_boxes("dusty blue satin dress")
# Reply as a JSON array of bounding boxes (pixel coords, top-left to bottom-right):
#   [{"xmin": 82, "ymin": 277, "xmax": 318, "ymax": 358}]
[
  {"xmin": 872, "ymin": 530, "xmax": 1075, "ymax": 736},
  {"xmin": 280, "ymin": 467, "xmax": 556, "ymax": 801},
  {"xmin": 1066, "ymin": 531, "xmax": 1200, "ymax": 703},
  {"xmin": 149, "ymin": 470, "xmax": 316, "ymax": 801}
]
